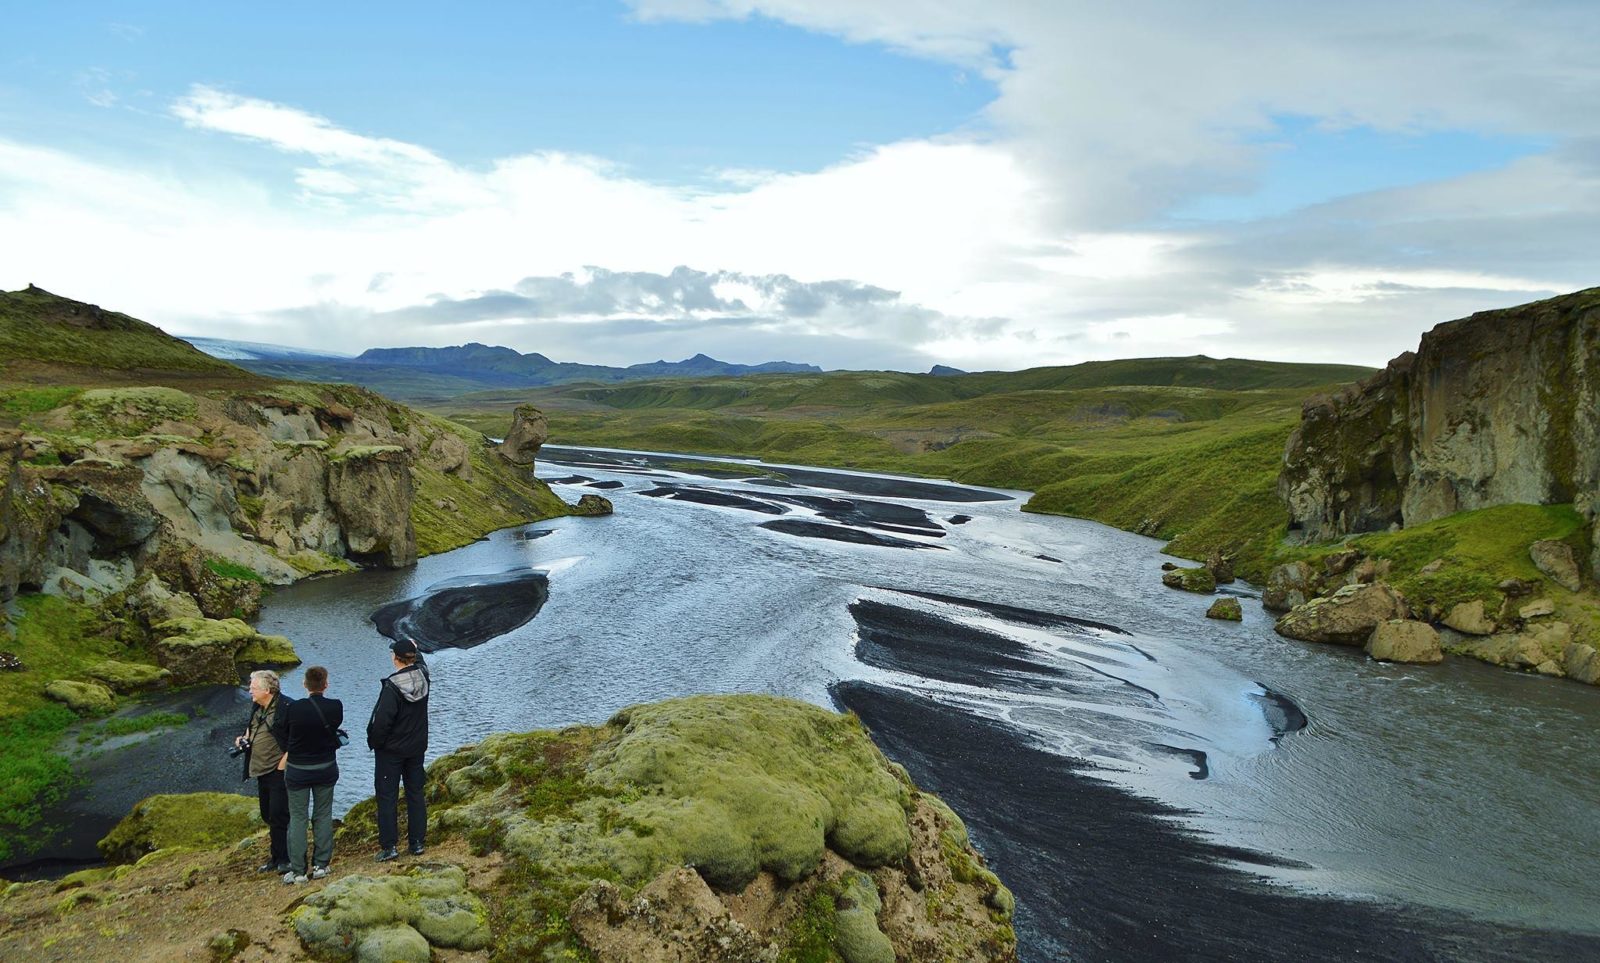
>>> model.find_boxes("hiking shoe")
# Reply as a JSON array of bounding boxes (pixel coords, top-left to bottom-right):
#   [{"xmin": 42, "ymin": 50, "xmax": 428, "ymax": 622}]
[
  {"xmin": 310, "ymin": 865, "xmax": 329, "ymax": 880},
  {"xmin": 282, "ymin": 870, "xmax": 307, "ymax": 885},
  {"xmin": 408, "ymin": 845, "xmax": 425, "ymax": 857},
  {"xmin": 256, "ymin": 860, "xmax": 280, "ymax": 873},
  {"xmin": 375, "ymin": 848, "xmax": 399, "ymax": 862}
]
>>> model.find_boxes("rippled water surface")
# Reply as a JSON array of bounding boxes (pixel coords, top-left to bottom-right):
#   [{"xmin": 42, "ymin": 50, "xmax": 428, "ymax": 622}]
[{"xmin": 259, "ymin": 445, "xmax": 1600, "ymax": 936}]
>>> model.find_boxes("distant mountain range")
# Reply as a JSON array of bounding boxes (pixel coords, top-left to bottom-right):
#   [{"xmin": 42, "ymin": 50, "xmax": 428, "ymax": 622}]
[{"xmin": 179, "ymin": 337, "xmax": 822, "ymax": 401}]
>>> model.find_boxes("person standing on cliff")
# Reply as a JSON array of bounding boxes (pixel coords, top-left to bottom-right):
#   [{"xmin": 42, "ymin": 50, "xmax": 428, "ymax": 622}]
[
  {"xmin": 367, "ymin": 638, "xmax": 430, "ymax": 861},
  {"xmin": 273, "ymin": 665, "xmax": 344, "ymax": 884},
  {"xmin": 236, "ymin": 669, "xmax": 292, "ymax": 874}
]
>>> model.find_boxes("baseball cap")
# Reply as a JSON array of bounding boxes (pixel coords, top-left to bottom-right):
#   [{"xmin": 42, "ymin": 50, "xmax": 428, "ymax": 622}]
[{"xmin": 390, "ymin": 639, "xmax": 419, "ymax": 656}]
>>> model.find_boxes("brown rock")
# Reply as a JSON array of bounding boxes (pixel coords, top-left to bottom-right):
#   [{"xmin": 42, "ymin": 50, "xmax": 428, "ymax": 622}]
[
  {"xmin": 568, "ymin": 868, "xmax": 773, "ymax": 963},
  {"xmin": 1205, "ymin": 598, "xmax": 1243, "ymax": 621},
  {"xmin": 1530, "ymin": 539, "xmax": 1583, "ymax": 592},
  {"xmin": 1497, "ymin": 577, "xmax": 1537, "ymax": 596},
  {"xmin": 1365, "ymin": 620, "xmax": 1443, "ymax": 664},
  {"xmin": 1323, "ymin": 549, "xmax": 1362, "ymax": 577},
  {"xmin": 497, "ymin": 405, "xmax": 549, "ymax": 467},
  {"xmin": 1441, "ymin": 600, "xmax": 1495, "ymax": 636},
  {"xmin": 1563, "ymin": 642, "xmax": 1600, "ymax": 685},
  {"xmin": 1204, "ymin": 551, "xmax": 1235, "ymax": 585},
  {"xmin": 570, "ymin": 493, "xmax": 615, "ymax": 517},
  {"xmin": 1262, "ymin": 561, "xmax": 1317, "ymax": 613},
  {"xmin": 1518, "ymin": 598, "xmax": 1556, "ymax": 619},
  {"xmin": 1274, "ymin": 582, "xmax": 1408, "ymax": 646}
]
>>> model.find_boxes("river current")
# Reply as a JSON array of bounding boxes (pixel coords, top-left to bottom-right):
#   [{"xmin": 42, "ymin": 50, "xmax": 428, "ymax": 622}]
[{"xmin": 258, "ymin": 445, "xmax": 1600, "ymax": 951}]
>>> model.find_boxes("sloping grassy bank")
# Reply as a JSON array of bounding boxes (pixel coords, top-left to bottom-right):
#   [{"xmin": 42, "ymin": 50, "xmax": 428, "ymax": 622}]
[{"xmin": 430, "ymin": 360, "xmax": 1361, "ymax": 581}]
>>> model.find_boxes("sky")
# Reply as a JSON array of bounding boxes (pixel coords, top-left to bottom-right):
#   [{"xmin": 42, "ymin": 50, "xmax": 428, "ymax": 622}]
[{"xmin": 1, "ymin": 1, "xmax": 1596, "ymax": 372}]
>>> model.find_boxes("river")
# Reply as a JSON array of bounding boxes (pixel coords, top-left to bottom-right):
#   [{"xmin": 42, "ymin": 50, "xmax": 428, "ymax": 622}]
[{"xmin": 252, "ymin": 445, "xmax": 1600, "ymax": 961}]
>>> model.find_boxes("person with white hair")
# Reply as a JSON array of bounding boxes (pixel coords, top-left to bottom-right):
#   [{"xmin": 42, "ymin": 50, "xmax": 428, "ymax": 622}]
[{"xmin": 235, "ymin": 669, "xmax": 292, "ymax": 874}]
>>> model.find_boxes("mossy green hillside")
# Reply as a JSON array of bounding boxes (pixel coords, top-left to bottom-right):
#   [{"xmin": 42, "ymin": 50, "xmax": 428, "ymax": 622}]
[
  {"xmin": 409, "ymin": 413, "xmax": 571, "ymax": 557},
  {"xmin": 0, "ymin": 286, "xmax": 245, "ymax": 376}
]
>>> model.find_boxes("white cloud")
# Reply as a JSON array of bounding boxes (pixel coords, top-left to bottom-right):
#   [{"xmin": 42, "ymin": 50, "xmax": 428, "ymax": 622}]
[{"xmin": 4, "ymin": 5, "xmax": 1600, "ymax": 371}]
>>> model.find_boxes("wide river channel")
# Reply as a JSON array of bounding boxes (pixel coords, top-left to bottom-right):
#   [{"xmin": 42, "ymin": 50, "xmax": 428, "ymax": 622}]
[{"xmin": 257, "ymin": 445, "xmax": 1600, "ymax": 961}]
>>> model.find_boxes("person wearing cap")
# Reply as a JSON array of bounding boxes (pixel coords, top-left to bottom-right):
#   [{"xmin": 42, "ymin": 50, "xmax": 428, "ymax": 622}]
[{"xmin": 366, "ymin": 638, "xmax": 431, "ymax": 861}]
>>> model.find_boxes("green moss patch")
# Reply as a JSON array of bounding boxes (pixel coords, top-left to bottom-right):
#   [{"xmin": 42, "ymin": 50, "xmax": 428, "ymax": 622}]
[
  {"xmin": 71, "ymin": 387, "xmax": 198, "ymax": 437},
  {"xmin": 291, "ymin": 864, "xmax": 490, "ymax": 961},
  {"xmin": 97, "ymin": 792, "xmax": 259, "ymax": 863}
]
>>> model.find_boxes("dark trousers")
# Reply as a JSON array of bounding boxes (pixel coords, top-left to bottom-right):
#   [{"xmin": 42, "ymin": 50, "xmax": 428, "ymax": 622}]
[
  {"xmin": 374, "ymin": 751, "xmax": 426, "ymax": 851},
  {"xmin": 255, "ymin": 768, "xmax": 289, "ymax": 865}
]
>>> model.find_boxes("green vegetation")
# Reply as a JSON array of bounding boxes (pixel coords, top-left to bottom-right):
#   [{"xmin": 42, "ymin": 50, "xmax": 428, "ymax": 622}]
[
  {"xmin": 99, "ymin": 711, "xmax": 189, "ymax": 738},
  {"xmin": 0, "ymin": 704, "xmax": 79, "ymax": 861},
  {"xmin": 0, "ymin": 286, "xmax": 243, "ymax": 375},
  {"xmin": 202, "ymin": 558, "xmax": 267, "ymax": 583},
  {"xmin": 426, "ymin": 357, "xmax": 1369, "ymax": 579},
  {"xmin": 1342, "ymin": 503, "xmax": 1587, "ymax": 611},
  {"xmin": 0, "ymin": 385, "xmax": 82, "ymax": 415},
  {"xmin": 72, "ymin": 387, "xmax": 198, "ymax": 436},
  {"xmin": 96, "ymin": 792, "xmax": 259, "ymax": 863}
]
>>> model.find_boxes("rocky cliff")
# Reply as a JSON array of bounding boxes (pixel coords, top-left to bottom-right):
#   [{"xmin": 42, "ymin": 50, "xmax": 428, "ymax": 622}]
[{"xmin": 1280, "ymin": 288, "xmax": 1600, "ymax": 560}]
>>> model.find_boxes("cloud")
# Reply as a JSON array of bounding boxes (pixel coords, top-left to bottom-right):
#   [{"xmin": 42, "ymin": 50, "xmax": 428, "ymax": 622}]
[{"xmin": 4, "ymin": 6, "xmax": 1600, "ymax": 372}]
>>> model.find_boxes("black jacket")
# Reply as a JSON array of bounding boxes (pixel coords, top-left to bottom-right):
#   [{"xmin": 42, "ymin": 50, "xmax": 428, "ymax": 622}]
[
  {"xmin": 272, "ymin": 693, "xmax": 344, "ymax": 767},
  {"xmin": 367, "ymin": 662, "xmax": 429, "ymax": 758}
]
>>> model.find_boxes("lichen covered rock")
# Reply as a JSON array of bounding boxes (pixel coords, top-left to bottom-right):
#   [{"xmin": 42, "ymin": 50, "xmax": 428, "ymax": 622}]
[
  {"xmin": 1205, "ymin": 598, "xmax": 1243, "ymax": 621},
  {"xmin": 290, "ymin": 864, "xmax": 490, "ymax": 961},
  {"xmin": 1161, "ymin": 567, "xmax": 1215, "ymax": 593},
  {"xmin": 44, "ymin": 678, "xmax": 116, "ymax": 715},
  {"xmin": 1365, "ymin": 620, "xmax": 1443, "ymax": 664},
  {"xmin": 84, "ymin": 659, "xmax": 172, "ymax": 693},
  {"xmin": 1274, "ymin": 582, "xmax": 1408, "ymax": 646},
  {"xmin": 1442, "ymin": 599, "xmax": 1496, "ymax": 636},
  {"xmin": 570, "ymin": 492, "xmax": 614, "ymax": 516},
  {"xmin": 1262, "ymin": 561, "xmax": 1317, "ymax": 612},
  {"xmin": 1530, "ymin": 538, "xmax": 1584, "ymax": 592},
  {"xmin": 97, "ymin": 792, "xmax": 259, "ymax": 863}
]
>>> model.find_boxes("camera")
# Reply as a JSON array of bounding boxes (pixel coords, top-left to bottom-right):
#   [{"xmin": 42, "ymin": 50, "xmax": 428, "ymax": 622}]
[{"xmin": 228, "ymin": 737, "xmax": 252, "ymax": 759}]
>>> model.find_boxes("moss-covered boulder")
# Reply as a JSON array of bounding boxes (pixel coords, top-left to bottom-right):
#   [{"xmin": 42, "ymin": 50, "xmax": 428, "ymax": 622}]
[
  {"xmin": 234, "ymin": 632, "xmax": 300, "ymax": 666},
  {"xmin": 290, "ymin": 864, "xmax": 490, "ymax": 962},
  {"xmin": 84, "ymin": 658, "xmax": 172, "ymax": 693},
  {"xmin": 1365, "ymin": 620, "xmax": 1443, "ymax": 664},
  {"xmin": 1161, "ymin": 566, "xmax": 1215, "ymax": 593},
  {"xmin": 1274, "ymin": 582, "xmax": 1408, "ymax": 646},
  {"xmin": 97, "ymin": 792, "xmax": 259, "ymax": 863},
  {"xmin": 375, "ymin": 694, "xmax": 1012, "ymax": 961},
  {"xmin": 43, "ymin": 678, "xmax": 116, "ymax": 715},
  {"xmin": 1205, "ymin": 598, "xmax": 1243, "ymax": 621},
  {"xmin": 834, "ymin": 870, "xmax": 894, "ymax": 963},
  {"xmin": 154, "ymin": 616, "xmax": 257, "ymax": 684},
  {"xmin": 570, "ymin": 493, "xmax": 614, "ymax": 517},
  {"xmin": 1442, "ymin": 599, "xmax": 1496, "ymax": 636}
]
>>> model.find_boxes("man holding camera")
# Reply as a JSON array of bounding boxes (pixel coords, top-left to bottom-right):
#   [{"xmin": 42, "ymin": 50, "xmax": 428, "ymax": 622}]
[
  {"xmin": 235, "ymin": 669, "xmax": 292, "ymax": 874},
  {"xmin": 367, "ymin": 638, "xmax": 430, "ymax": 861}
]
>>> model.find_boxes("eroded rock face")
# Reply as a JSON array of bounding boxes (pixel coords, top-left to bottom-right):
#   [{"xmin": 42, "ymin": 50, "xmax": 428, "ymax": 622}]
[
  {"xmin": 1280, "ymin": 288, "xmax": 1600, "ymax": 540},
  {"xmin": 327, "ymin": 447, "xmax": 416, "ymax": 568},
  {"xmin": 1263, "ymin": 561, "xmax": 1317, "ymax": 612},
  {"xmin": 1274, "ymin": 582, "xmax": 1408, "ymax": 646},
  {"xmin": 1530, "ymin": 539, "xmax": 1583, "ymax": 592},
  {"xmin": 1365, "ymin": 620, "xmax": 1443, "ymax": 664},
  {"xmin": 498, "ymin": 404, "xmax": 549, "ymax": 467}
]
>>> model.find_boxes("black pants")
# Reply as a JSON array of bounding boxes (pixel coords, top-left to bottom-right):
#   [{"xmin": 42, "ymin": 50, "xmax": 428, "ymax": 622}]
[
  {"xmin": 374, "ymin": 751, "xmax": 426, "ymax": 851},
  {"xmin": 255, "ymin": 768, "xmax": 289, "ymax": 865}
]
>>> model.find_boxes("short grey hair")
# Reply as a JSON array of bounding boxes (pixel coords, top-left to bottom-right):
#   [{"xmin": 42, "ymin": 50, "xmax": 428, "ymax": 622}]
[{"xmin": 249, "ymin": 669, "xmax": 281, "ymax": 695}]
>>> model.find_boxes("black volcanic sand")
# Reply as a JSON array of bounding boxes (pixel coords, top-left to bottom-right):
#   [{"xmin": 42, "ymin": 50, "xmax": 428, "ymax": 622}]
[
  {"xmin": 754, "ymin": 490, "xmax": 945, "ymax": 536},
  {"xmin": 540, "ymin": 446, "xmax": 1008, "ymax": 502},
  {"xmin": 586, "ymin": 480, "xmax": 625, "ymax": 489},
  {"xmin": 371, "ymin": 569, "xmax": 549, "ymax": 651},
  {"xmin": 831, "ymin": 682, "xmax": 1600, "ymax": 963},
  {"xmin": 1249, "ymin": 686, "xmax": 1309, "ymax": 741},
  {"xmin": 516, "ymin": 528, "xmax": 555, "ymax": 540},
  {"xmin": 948, "ymin": 514, "xmax": 972, "ymax": 524},
  {"xmin": 0, "ymin": 685, "xmax": 249, "ymax": 881},
  {"xmin": 759, "ymin": 518, "xmax": 944, "ymax": 550},
  {"xmin": 637, "ymin": 485, "xmax": 788, "ymax": 514},
  {"xmin": 542, "ymin": 474, "xmax": 593, "ymax": 485}
]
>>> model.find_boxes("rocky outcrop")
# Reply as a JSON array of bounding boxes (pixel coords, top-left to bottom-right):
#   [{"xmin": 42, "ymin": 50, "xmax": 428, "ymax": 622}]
[
  {"xmin": 497, "ymin": 404, "xmax": 549, "ymax": 466},
  {"xmin": 337, "ymin": 694, "xmax": 1015, "ymax": 962},
  {"xmin": 1280, "ymin": 288, "xmax": 1600, "ymax": 546},
  {"xmin": 1205, "ymin": 598, "xmax": 1242, "ymax": 621},
  {"xmin": 153, "ymin": 617, "xmax": 298, "ymax": 686},
  {"xmin": 1365, "ymin": 620, "xmax": 1443, "ymax": 664},
  {"xmin": 569, "ymin": 493, "xmax": 614, "ymax": 517},
  {"xmin": 1441, "ymin": 600, "xmax": 1496, "ymax": 636},
  {"xmin": 44, "ymin": 678, "xmax": 117, "ymax": 715},
  {"xmin": 1161, "ymin": 567, "xmax": 1215, "ymax": 593},
  {"xmin": 327, "ymin": 446, "xmax": 416, "ymax": 567},
  {"xmin": 1274, "ymin": 582, "xmax": 1408, "ymax": 645},
  {"xmin": 1262, "ymin": 561, "xmax": 1317, "ymax": 612},
  {"xmin": 1530, "ymin": 539, "xmax": 1583, "ymax": 592}
]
